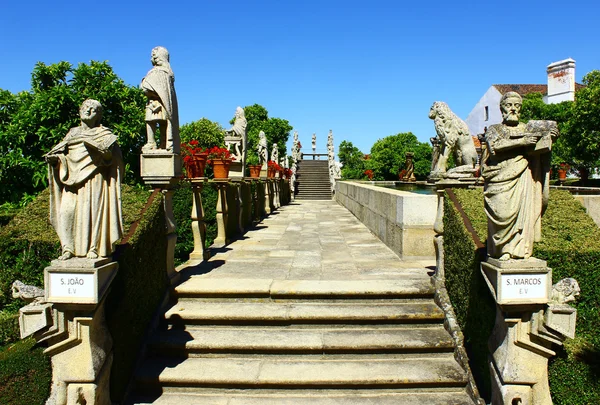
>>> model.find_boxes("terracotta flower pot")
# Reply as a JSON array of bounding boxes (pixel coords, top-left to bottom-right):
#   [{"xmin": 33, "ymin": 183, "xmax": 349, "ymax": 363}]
[
  {"xmin": 212, "ymin": 159, "xmax": 232, "ymax": 179},
  {"xmin": 185, "ymin": 153, "xmax": 207, "ymax": 178},
  {"xmin": 267, "ymin": 167, "xmax": 276, "ymax": 178},
  {"xmin": 558, "ymin": 169, "xmax": 567, "ymax": 181},
  {"xmin": 248, "ymin": 165, "xmax": 261, "ymax": 178}
]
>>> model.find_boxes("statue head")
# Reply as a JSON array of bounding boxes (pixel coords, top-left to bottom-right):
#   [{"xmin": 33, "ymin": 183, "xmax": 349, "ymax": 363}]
[
  {"xmin": 151, "ymin": 46, "xmax": 170, "ymax": 67},
  {"xmin": 259, "ymin": 131, "xmax": 266, "ymax": 139},
  {"xmin": 235, "ymin": 106, "xmax": 244, "ymax": 119},
  {"xmin": 500, "ymin": 91, "xmax": 522, "ymax": 126},
  {"xmin": 428, "ymin": 101, "xmax": 449, "ymax": 120},
  {"xmin": 79, "ymin": 99, "xmax": 103, "ymax": 127},
  {"xmin": 273, "ymin": 143, "xmax": 278, "ymax": 151},
  {"xmin": 551, "ymin": 278, "xmax": 581, "ymax": 304}
]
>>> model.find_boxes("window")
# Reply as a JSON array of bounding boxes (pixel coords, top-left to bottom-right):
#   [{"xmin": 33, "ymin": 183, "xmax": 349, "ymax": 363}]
[{"xmin": 484, "ymin": 106, "xmax": 489, "ymax": 121}]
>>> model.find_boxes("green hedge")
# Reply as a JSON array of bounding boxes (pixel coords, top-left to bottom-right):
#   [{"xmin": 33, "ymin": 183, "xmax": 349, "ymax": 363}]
[
  {"xmin": 446, "ymin": 187, "xmax": 600, "ymax": 405},
  {"xmin": 0, "ymin": 338, "xmax": 52, "ymax": 405}
]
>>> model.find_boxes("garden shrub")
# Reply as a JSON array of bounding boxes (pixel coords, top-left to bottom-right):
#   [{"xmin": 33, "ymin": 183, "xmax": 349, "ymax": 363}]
[{"xmin": 446, "ymin": 187, "xmax": 600, "ymax": 405}]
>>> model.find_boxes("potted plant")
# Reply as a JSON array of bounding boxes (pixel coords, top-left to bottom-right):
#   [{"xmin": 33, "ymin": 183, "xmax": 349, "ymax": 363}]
[
  {"xmin": 557, "ymin": 162, "xmax": 569, "ymax": 182},
  {"xmin": 207, "ymin": 146, "xmax": 235, "ymax": 179},
  {"xmin": 246, "ymin": 152, "xmax": 261, "ymax": 178},
  {"xmin": 267, "ymin": 160, "xmax": 279, "ymax": 178},
  {"xmin": 181, "ymin": 140, "xmax": 207, "ymax": 178}
]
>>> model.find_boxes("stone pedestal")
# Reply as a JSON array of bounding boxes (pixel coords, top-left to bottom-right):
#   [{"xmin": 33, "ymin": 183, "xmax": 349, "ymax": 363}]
[
  {"xmin": 482, "ymin": 257, "xmax": 577, "ymax": 405},
  {"xmin": 140, "ymin": 152, "xmax": 181, "ymax": 187},
  {"xmin": 189, "ymin": 178, "xmax": 210, "ymax": 261},
  {"xmin": 19, "ymin": 258, "xmax": 118, "ymax": 405},
  {"xmin": 263, "ymin": 178, "xmax": 272, "ymax": 215},
  {"xmin": 212, "ymin": 180, "xmax": 230, "ymax": 248}
]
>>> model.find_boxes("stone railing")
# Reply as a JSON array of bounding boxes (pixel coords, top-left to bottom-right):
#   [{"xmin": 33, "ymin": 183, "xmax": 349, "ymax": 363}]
[{"xmin": 335, "ymin": 181, "xmax": 436, "ymax": 259}]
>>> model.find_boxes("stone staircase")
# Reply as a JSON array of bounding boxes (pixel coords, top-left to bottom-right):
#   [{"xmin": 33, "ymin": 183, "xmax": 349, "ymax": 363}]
[
  {"xmin": 129, "ymin": 278, "xmax": 473, "ymax": 404},
  {"xmin": 295, "ymin": 160, "xmax": 332, "ymax": 200}
]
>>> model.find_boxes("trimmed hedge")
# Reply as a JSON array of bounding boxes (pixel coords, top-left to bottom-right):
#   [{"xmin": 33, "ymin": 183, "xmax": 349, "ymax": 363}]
[
  {"xmin": 0, "ymin": 338, "xmax": 52, "ymax": 405},
  {"xmin": 446, "ymin": 187, "xmax": 600, "ymax": 405}
]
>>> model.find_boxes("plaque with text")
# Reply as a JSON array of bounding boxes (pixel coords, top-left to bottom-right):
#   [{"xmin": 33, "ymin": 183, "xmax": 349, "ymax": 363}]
[
  {"xmin": 481, "ymin": 259, "xmax": 552, "ymax": 306},
  {"xmin": 44, "ymin": 260, "xmax": 118, "ymax": 305}
]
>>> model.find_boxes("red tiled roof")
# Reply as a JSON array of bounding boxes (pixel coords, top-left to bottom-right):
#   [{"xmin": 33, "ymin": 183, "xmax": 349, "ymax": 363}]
[{"xmin": 493, "ymin": 83, "xmax": 585, "ymax": 96}]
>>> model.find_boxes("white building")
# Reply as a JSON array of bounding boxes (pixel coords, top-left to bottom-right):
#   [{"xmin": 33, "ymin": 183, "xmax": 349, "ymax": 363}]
[{"xmin": 465, "ymin": 58, "xmax": 582, "ymax": 137}]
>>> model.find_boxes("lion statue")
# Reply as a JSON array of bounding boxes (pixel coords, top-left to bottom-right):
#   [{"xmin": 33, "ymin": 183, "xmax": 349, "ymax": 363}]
[{"xmin": 428, "ymin": 101, "xmax": 478, "ymax": 179}]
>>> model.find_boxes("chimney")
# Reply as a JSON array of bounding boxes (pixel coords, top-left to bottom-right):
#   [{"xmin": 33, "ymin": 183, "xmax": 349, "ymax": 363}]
[{"xmin": 545, "ymin": 58, "xmax": 576, "ymax": 104}]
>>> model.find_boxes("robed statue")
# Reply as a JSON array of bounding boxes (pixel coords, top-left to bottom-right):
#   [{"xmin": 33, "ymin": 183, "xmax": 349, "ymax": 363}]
[
  {"xmin": 141, "ymin": 46, "xmax": 180, "ymax": 153},
  {"xmin": 45, "ymin": 99, "xmax": 124, "ymax": 260},
  {"xmin": 482, "ymin": 92, "xmax": 557, "ymax": 260},
  {"xmin": 224, "ymin": 106, "xmax": 247, "ymax": 163}
]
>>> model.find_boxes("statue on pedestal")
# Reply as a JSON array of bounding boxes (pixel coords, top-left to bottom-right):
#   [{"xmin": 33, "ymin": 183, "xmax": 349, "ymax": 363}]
[
  {"xmin": 482, "ymin": 92, "xmax": 558, "ymax": 260},
  {"xmin": 271, "ymin": 143, "xmax": 279, "ymax": 165},
  {"xmin": 312, "ymin": 133, "xmax": 316, "ymax": 152},
  {"xmin": 258, "ymin": 131, "xmax": 268, "ymax": 168},
  {"xmin": 45, "ymin": 99, "xmax": 124, "ymax": 260},
  {"xmin": 141, "ymin": 46, "xmax": 180, "ymax": 153},
  {"xmin": 225, "ymin": 106, "xmax": 247, "ymax": 162},
  {"xmin": 428, "ymin": 101, "xmax": 478, "ymax": 180}
]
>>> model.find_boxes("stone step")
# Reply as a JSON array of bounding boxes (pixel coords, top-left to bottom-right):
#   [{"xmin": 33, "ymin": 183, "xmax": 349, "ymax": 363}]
[
  {"xmin": 131, "ymin": 389, "xmax": 474, "ymax": 404},
  {"xmin": 163, "ymin": 300, "xmax": 445, "ymax": 325},
  {"xmin": 148, "ymin": 325, "xmax": 454, "ymax": 354},
  {"xmin": 135, "ymin": 354, "xmax": 468, "ymax": 389},
  {"xmin": 173, "ymin": 278, "xmax": 435, "ymax": 298}
]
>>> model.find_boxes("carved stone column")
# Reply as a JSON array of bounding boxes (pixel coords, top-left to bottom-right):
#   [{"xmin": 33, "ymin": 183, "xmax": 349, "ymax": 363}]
[
  {"xmin": 231, "ymin": 179, "xmax": 244, "ymax": 234},
  {"xmin": 212, "ymin": 180, "xmax": 230, "ymax": 247},
  {"xmin": 189, "ymin": 178, "xmax": 210, "ymax": 261},
  {"xmin": 263, "ymin": 178, "xmax": 272, "ymax": 215}
]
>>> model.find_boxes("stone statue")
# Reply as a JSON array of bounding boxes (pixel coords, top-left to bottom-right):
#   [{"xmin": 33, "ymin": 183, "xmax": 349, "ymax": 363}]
[
  {"xmin": 293, "ymin": 130, "xmax": 298, "ymax": 145},
  {"xmin": 258, "ymin": 131, "xmax": 268, "ymax": 167},
  {"xmin": 141, "ymin": 46, "xmax": 180, "ymax": 153},
  {"xmin": 428, "ymin": 101, "xmax": 478, "ymax": 179},
  {"xmin": 312, "ymin": 133, "xmax": 316, "ymax": 152},
  {"xmin": 271, "ymin": 143, "xmax": 279, "ymax": 164},
  {"xmin": 12, "ymin": 280, "xmax": 45, "ymax": 304},
  {"xmin": 482, "ymin": 92, "xmax": 558, "ymax": 260},
  {"xmin": 225, "ymin": 106, "xmax": 247, "ymax": 162},
  {"xmin": 550, "ymin": 278, "xmax": 580, "ymax": 304},
  {"xmin": 400, "ymin": 152, "xmax": 416, "ymax": 182},
  {"xmin": 45, "ymin": 99, "xmax": 124, "ymax": 260}
]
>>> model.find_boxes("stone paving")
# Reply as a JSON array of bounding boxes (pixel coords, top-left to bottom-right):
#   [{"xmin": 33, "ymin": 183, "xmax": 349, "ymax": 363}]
[{"xmin": 179, "ymin": 200, "xmax": 435, "ymax": 281}]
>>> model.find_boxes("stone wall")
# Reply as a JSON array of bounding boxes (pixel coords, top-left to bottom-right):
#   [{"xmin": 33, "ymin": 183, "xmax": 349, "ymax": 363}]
[
  {"xmin": 573, "ymin": 195, "xmax": 600, "ymax": 227},
  {"xmin": 335, "ymin": 181, "xmax": 436, "ymax": 259}
]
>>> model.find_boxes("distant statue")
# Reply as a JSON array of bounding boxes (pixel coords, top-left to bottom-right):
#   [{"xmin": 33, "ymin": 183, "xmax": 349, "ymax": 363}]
[
  {"xmin": 482, "ymin": 92, "xmax": 558, "ymax": 260},
  {"xmin": 45, "ymin": 99, "xmax": 124, "ymax": 260},
  {"xmin": 293, "ymin": 130, "xmax": 298, "ymax": 145},
  {"xmin": 141, "ymin": 46, "xmax": 180, "ymax": 153},
  {"xmin": 271, "ymin": 143, "xmax": 279, "ymax": 164},
  {"xmin": 400, "ymin": 152, "xmax": 416, "ymax": 182},
  {"xmin": 225, "ymin": 106, "xmax": 247, "ymax": 162},
  {"xmin": 258, "ymin": 131, "xmax": 268, "ymax": 167},
  {"xmin": 312, "ymin": 133, "xmax": 316, "ymax": 152},
  {"xmin": 428, "ymin": 101, "xmax": 478, "ymax": 179}
]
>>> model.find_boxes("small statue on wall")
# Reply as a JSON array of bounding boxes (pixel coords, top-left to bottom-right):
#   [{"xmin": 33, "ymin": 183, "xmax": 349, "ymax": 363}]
[
  {"xmin": 399, "ymin": 152, "xmax": 416, "ymax": 182},
  {"xmin": 428, "ymin": 101, "xmax": 478, "ymax": 180},
  {"xmin": 141, "ymin": 46, "xmax": 180, "ymax": 153},
  {"xmin": 225, "ymin": 106, "xmax": 247, "ymax": 163},
  {"xmin": 271, "ymin": 143, "xmax": 279, "ymax": 165},
  {"xmin": 258, "ymin": 131, "xmax": 268, "ymax": 168},
  {"xmin": 45, "ymin": 99, "xmax": 124, "ymax": 260}
]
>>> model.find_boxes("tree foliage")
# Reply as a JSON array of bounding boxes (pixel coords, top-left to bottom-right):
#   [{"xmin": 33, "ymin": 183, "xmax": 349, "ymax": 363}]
[
  {"xmin": 0, "ymin": 61, "xmax": 146, "ymax": 205},
  {"xmin": 368, "ymin": 132, "xmax": 432, "ymax": 180},
  {"xmin": 180, "ymin": 117, "xmax": 225, "ymax": 149},
  {"xmin": 234, "ymin": 104, "xmax": 292, "ymax": 161},
  {"xmin": 521, "ymin": 70, "xmax": 600, "ymax": 174},
  {"xmin": 338, "ymin": 140, "xmax": 365, "ymax": 179}
]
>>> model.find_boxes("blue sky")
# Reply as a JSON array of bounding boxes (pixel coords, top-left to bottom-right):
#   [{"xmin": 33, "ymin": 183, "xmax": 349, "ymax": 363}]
[{"xmin": 2, "ymin": 0, "xmax": 599, "ymax": 154}]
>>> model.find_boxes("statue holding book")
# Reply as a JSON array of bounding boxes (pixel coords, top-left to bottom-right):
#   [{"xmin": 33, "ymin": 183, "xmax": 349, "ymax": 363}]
[{"xmin": 482, "ymin": 92, "xmax": 558, "ymax": 260}]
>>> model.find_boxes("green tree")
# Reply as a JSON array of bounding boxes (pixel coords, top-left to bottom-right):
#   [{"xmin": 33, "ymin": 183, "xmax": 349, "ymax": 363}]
[
  {"xmin": 180, "ymin": 117, "xmax": 225, "ymax": 149},
  {"xmin": 0, "ymin": 61, "xmax": 146, "ymax": 205},
  {"xmin": 521, "ymin": 70, "xmax": 600, "ymax": 181},
  {"xmin": 338, "ymin": 140, "xmax": 365, "ymax": 179},
  {"xmin": 369, "ymin": 132, "xmax": 432, "ymax": 180},
  {"xmin": 233, "ymin": 104, "xmax": 292, "ymax": 161}
]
